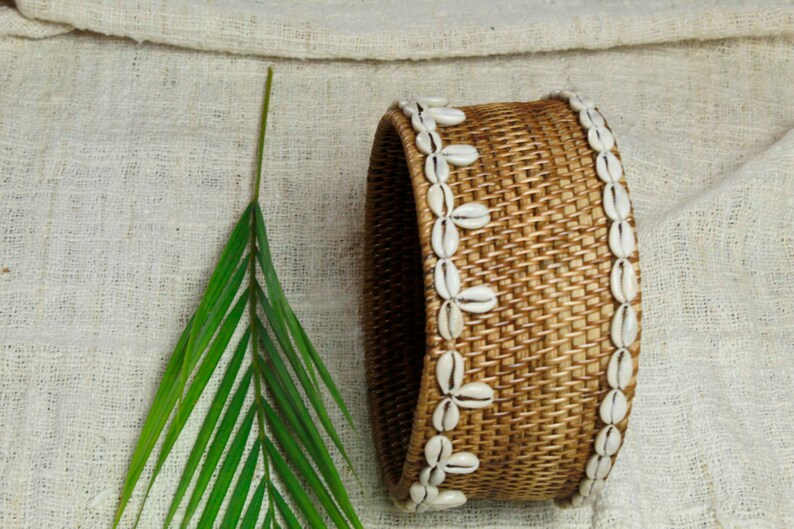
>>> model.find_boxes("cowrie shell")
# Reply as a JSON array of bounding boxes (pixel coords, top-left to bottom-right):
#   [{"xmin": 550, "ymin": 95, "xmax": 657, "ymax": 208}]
[
  {"xmin": 611, "ymin": 303, "xmax": 638, "ymax": 348},
  {"xmin": 599, "ymin": 389, "xmax": 628, "ymax": 425},
  {"xmin": 440, "ymin": 452, "xmax": 479, "ymax": 474},
  {"xmin": 428, "ymin": 106, "xmax": 466, "ymax": 126},
  {"xmin": 568, "ymin": 94, "xmax": 595, "ymax": 111},
  {"xmin": 434, "ymin": 259, "xmax": 461, "ymax": 301},
  {"xmin": 432, "ymin": 397, "xmax": 460, "ymax": 432},
  {"xmin": 416, "ymin": 131, "xmax": 442, "ymax": 155},
  {"xmin": 428, "ymin": 183, "xmax": 454, "ymax": 218},
  {"xmin": 579, "ymin": 477, "xmax": 606, "ymax": 497},
  {"xmin": 455, "ymin": 285, "xmax": 497, "ymax": 313},
  {"xmin": 402, "ymin": 101, "xmax": 420, "ymax": 116},
  {"xmin": 571, "ymin": 492, "xmax": 584, "ymax": 507},
  {"xmin": 594, "ymin": 425, "xmax": 622, "ymax": 456},
  {"xmin": 596, "ymin": 150, "xmax": 623, "ymax": 183},
  {"xmin": 419, "ymin": 465, "xmax": 447, "ymax": 487},
  {"xmin": 436, "ymin": 350, "xmax": 464, "ymax": 394},
  {"xmin": 431, "ymin": 218, "xmax": 459, "ymax": 258},
  {"xmin": 412, "ymin": 111, "xmax": 436, "ymax": 133},
  {"xmin": 424, "ymin": 435, "xmax": 453, "ymax": 467},
  {"xmin": 428, "ymin": 489, "xmax": 467, "ymax": 510},
  {"xmin": 610, "ymin": 258, "xmax": 638, "ymax": 303},
  {"xmin": 438, "ymin": 300, "xmax": 463, "ymax": 340},
  {"xmin": 441, "ymin": 144, "xmax": 479, "ymax": 167},
  {"xmin": 424, "ymin": 153, "xmax": 450, "ymax": 184},
  {"xmin": 450, "ymin": 202, "xmax": 490, "ymax": 230},
  {"xmin": 586, "ymin": 454, "xmax": 612, "ymax": 480},
  {"xmin": 558, "ymin": 89, "xmax": 576, "ymax": 101},
  {"xmin": 416, "ymin": 96, "xmax": 449, "ymax": 108},
  {"xmin": 410, "ymin": 483, "xmax": 439, "ymax": 505},
  {"xmin": 607, "ymin": 348, "xmax": 633, "ymax": 390},
  {"xmin": 609, "ymin": 220, "xmax": 635, "ymax": 258},
  {"xmin": 452, "ymin": 382, "xmax": 494, "ymax": 409},
  {"xmin": 603, "ymin": 183, "xmax": 631, "ymax": 221},
  {"xmin": 579, "ymin": 108, "xmax": 606, "ymax": 129},
  {"xmin": 588, "ymin": 126, "xmax": 615, "ymax": 152}
]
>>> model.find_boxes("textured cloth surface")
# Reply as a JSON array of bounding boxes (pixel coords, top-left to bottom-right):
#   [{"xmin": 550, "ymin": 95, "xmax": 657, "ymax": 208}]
[
  {"xmin": 12, "ymin": 0, "xmax": 794, "ymax": 59},
  {"xmin": 0, "ymin": 1, "xmax": 69, "ymax": 38},
  {"xmin": 0, "ymin": 1, "xmax": 793, "ymax": 528}
]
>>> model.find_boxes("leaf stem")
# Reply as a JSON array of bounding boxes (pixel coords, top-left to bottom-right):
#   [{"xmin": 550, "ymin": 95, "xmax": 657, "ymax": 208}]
[
  {"xmin": 249, "ymin": 66, "xmax": 276, "ymax": 525},
  {"xmin": 253, "ymin": 67, "xmax": 274, "ymax": 204}
]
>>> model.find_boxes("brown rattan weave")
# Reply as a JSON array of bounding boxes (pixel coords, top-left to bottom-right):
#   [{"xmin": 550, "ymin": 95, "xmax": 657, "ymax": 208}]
[{"xmin": 363, "ymin": 99, "xmax": 641, "ymax": 503}]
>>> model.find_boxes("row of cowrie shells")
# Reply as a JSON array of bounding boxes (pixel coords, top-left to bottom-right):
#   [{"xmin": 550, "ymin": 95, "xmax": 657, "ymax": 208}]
[
  {"xmin": 393, "ymin": 96, "xmax": 496, "ymax": 513},
  {"xmin": 542, "ymin": 90, "xmax": 639, "ymax": 508}
]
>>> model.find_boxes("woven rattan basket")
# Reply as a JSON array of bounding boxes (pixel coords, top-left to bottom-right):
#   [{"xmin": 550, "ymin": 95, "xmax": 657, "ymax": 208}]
[{"xmin": 363, "ymin": 93, "xmax": 641, "ymax": 511}]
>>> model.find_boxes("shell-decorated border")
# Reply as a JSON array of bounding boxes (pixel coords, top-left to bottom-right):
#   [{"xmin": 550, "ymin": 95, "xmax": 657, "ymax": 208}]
[
  {"xmin": 391, "ymin": 96, "xmax": 496, "ymax": 513},
  {"xmin": 541, "ymin": 89, "xmax": 640, "ymax": 507}
]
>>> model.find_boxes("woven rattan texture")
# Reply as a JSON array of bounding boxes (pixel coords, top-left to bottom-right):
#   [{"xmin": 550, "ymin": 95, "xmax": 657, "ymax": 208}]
[{"xmin": 364, "ymin": 99, "xmax": 641, "ymax": 503}]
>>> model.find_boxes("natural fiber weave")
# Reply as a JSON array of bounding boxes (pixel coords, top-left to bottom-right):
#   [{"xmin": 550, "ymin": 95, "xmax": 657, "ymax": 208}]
[{"xmin": 363, "ymin": 99, "xmax": 642, "ymax": 503}]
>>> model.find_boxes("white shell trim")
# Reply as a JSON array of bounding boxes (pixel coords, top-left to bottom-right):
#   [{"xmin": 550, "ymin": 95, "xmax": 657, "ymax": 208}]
[
  {"xmin": 544, "ymin": 90, "xmax": 640, "ymax": 508},
  {"xmin": 394, "ymin": 96, "xmax": 496, "ymax": 513}
]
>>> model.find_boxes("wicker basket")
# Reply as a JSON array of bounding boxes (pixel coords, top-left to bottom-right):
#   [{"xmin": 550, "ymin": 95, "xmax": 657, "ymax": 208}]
[{"xmin": 363, "ymin": 95, "xmax": 641, "ymax": 509}]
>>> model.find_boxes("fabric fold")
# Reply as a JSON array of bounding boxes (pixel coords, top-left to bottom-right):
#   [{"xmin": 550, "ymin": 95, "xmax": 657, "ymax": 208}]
[
  {"xmin": 0, "ymin": 2, "xmax": 71, "ymax": 39},
  {"xmin": 14, "ymin": 0, "xmax": 794, "ymax": 59}
]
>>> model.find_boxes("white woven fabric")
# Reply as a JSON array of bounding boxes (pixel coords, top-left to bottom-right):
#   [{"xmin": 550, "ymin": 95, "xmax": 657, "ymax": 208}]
[
  {"xmin": 13, "ymin": 0, "xmax": 794, "ymax": 59},
  {"xmin": 0, "ymin": 1, "xmax": 69, "ymax": 38},
  {"xmin": 0, "ymin": 1, "xmax": 793, "ymax": 528}
]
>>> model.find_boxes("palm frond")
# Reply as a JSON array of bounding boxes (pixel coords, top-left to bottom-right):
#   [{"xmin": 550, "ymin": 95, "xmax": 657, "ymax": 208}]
[
  {"xmin": 238, "ymin": 477, "xmax": 268, "ymax": 529},
  {"xmin": 218, "ymin": 439, "xmax": 260, "ymax": 528},
  {"xmin": 113, "ymin": 67, "xmax": 362, "ymax": 529},
  {"xmin": 254, "ymin": 208, "xmax": 355, "ymax": 428}
]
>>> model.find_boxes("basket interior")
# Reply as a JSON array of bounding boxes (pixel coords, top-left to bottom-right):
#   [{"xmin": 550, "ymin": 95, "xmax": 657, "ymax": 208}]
[{"xmin": 363, "ymin": 116, "xmax": 426, "ymax": 491}]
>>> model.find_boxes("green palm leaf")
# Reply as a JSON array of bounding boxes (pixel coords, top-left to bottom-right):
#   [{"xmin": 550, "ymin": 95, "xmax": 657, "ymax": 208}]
[
  {"xmin": 218, "ymin": 439, "xmax": 260, "ymax": 528},
  {"xmin": 263, "ymin": 399, "xmax": 358, "ymax": 529},
  {"xmin": 270, "ymin": 482, "xmax": 308, "ymax": 529},
  {"xmin": 265, "ymin": 438, "xmax": 326, "ymax": 529},
  {"xmin": 113, "ymin": 315, "xmax": 194, "ymax": 529},
  {"xmin": 239, "ymin": 477, "xmax": 269, "ymax": 529},
  {"xmin": 174, "ymin": 372, "xmax": 253, "ymax": 528},
  {"xmin": 113, "ymin": 67, "xmax": 360, "ymax": 529},
  {"xmin": 193, "ymin": 410, "xmax": 257, "ymax": 528},
  {"xmin": 162, "ymin": 342, "xmax": 251, "ymax": 528},
  {"xmin": 255, "ymin": 338, "xmax": 362, "ymax": 528},
  {"xmin": 131, "ymin": 325, "xmax": 251, "ymax": 528}
]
